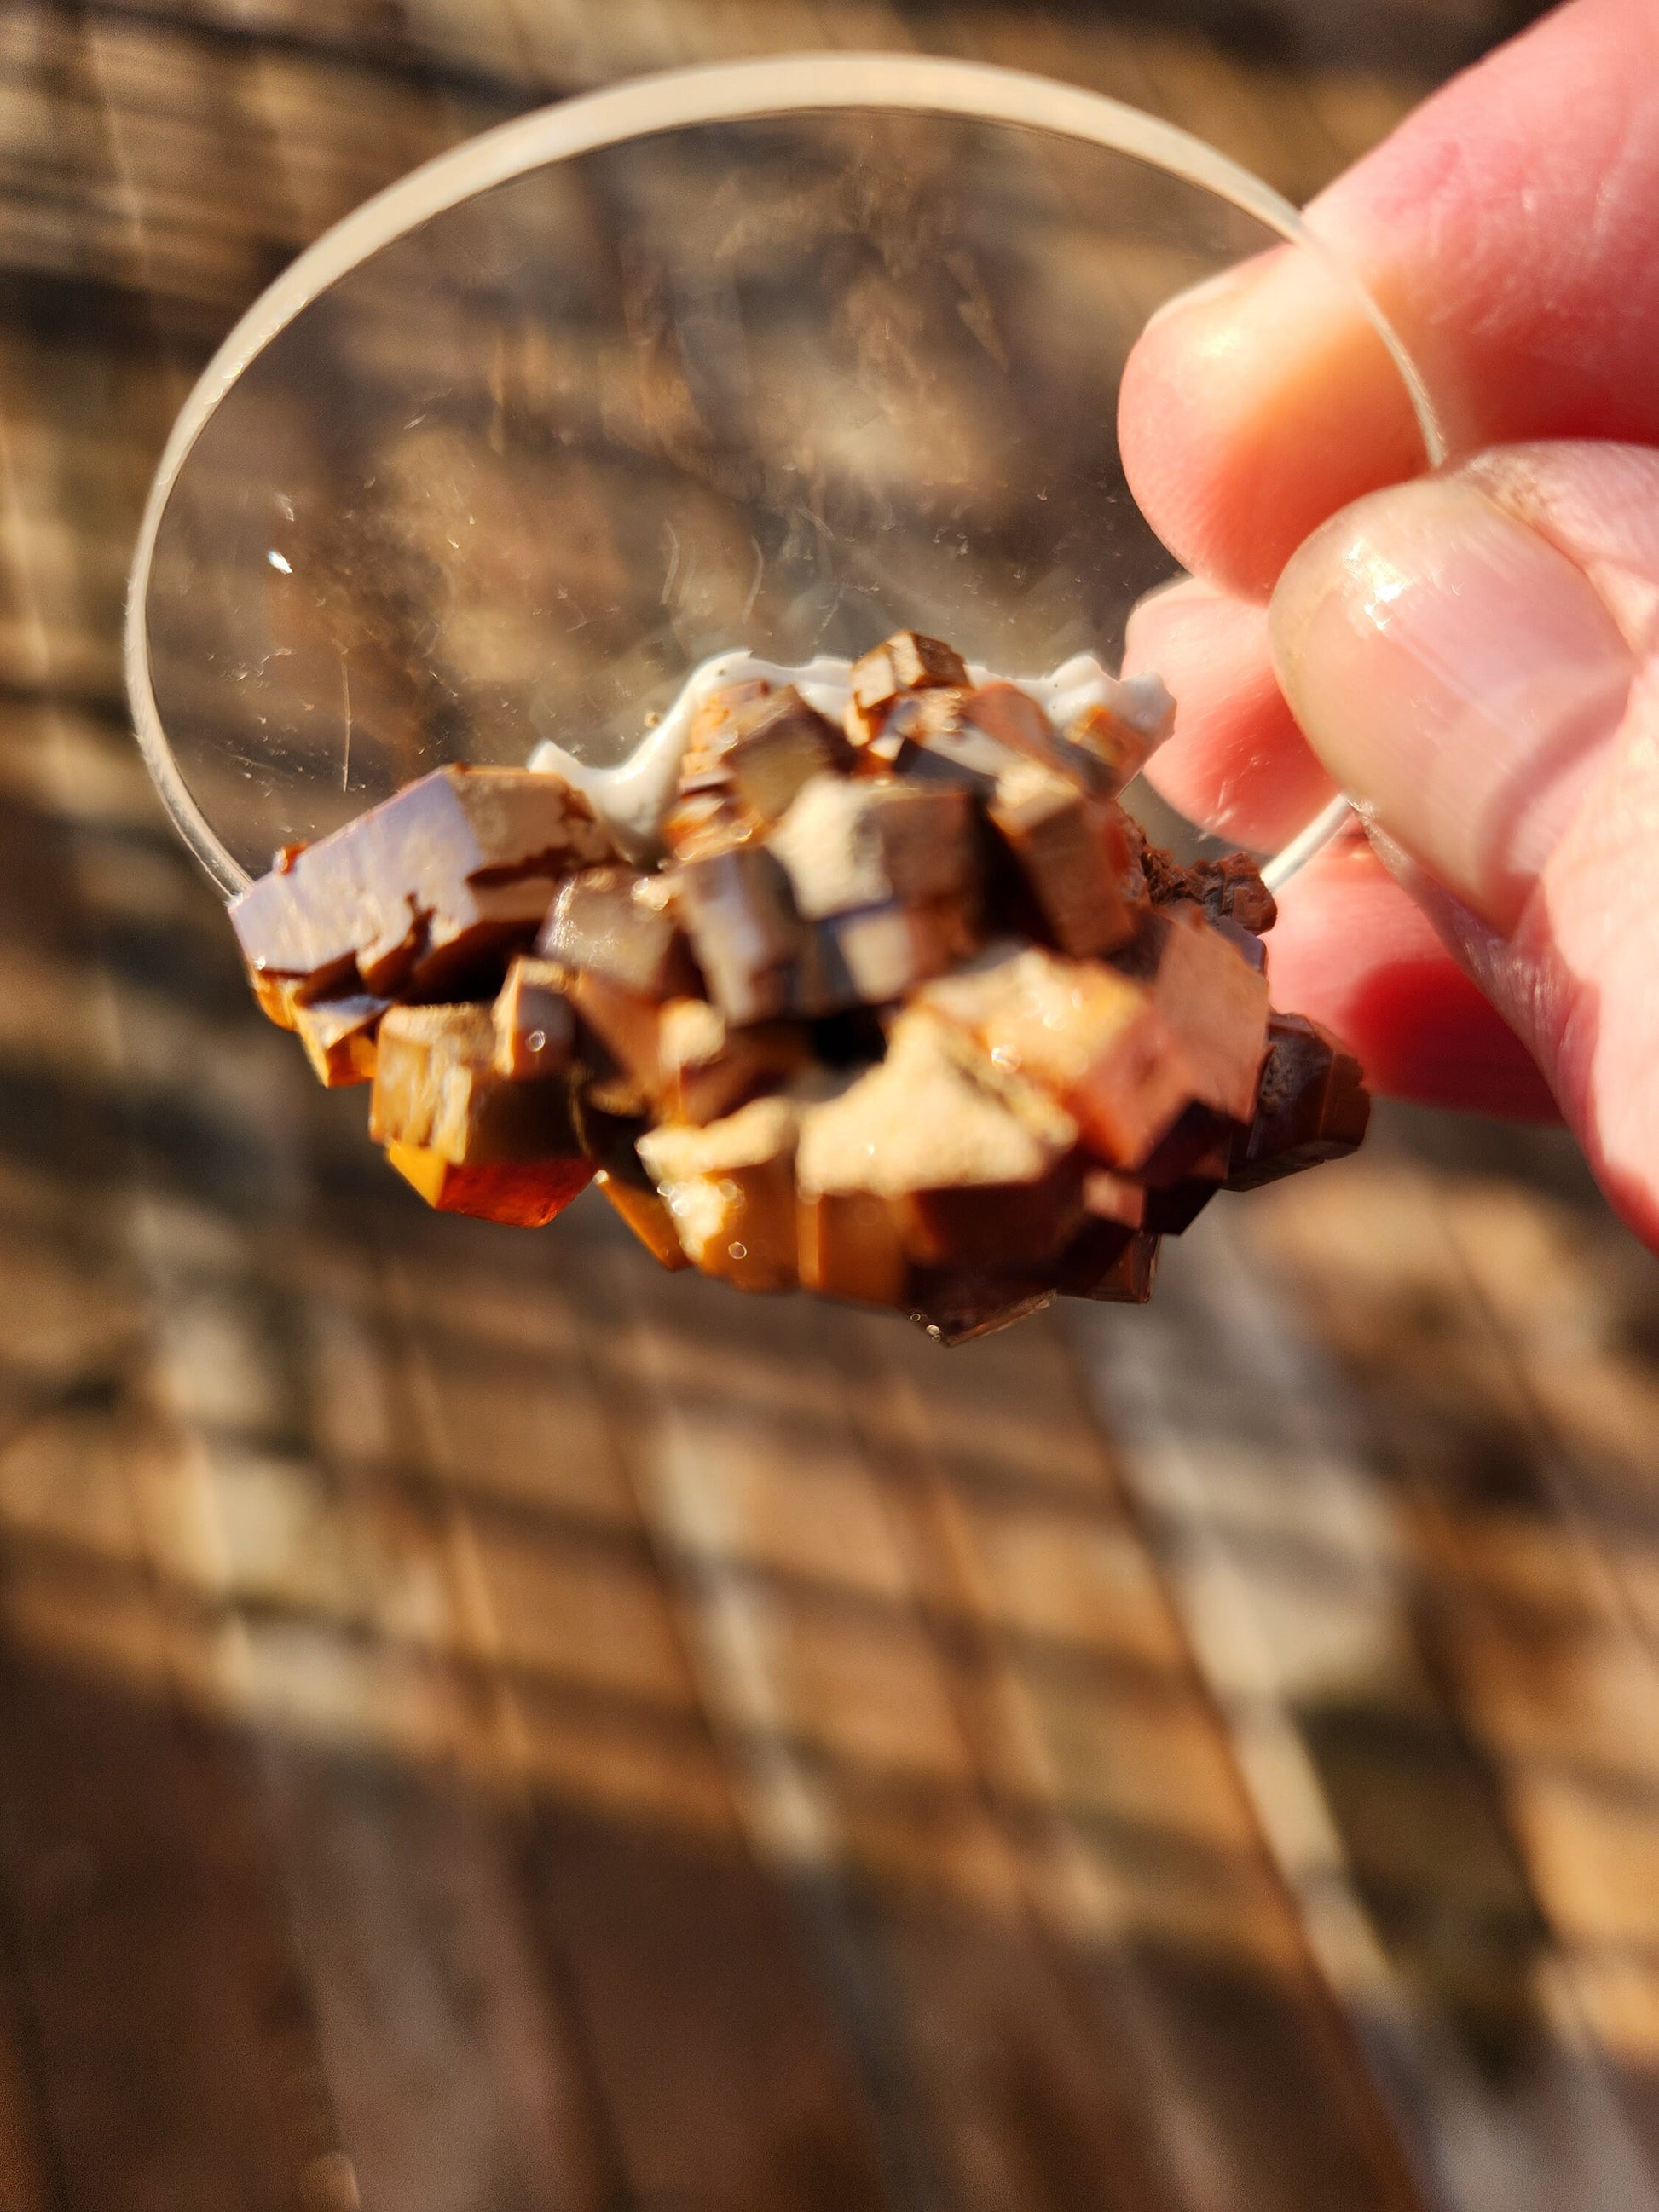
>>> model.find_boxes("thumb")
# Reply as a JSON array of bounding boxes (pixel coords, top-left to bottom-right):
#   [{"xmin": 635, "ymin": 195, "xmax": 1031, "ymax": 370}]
[{"xmin": 1270, "ymin": 442, "xmax": 1659, "ymax": 1249}]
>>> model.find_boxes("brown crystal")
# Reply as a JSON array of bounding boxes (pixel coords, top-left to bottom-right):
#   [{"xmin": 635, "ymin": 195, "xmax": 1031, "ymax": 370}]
[
  {"xmin": 1228, "ymin": 1014, "xmax": 1370, "ymax": 1188},
  {"xmin": 232, "ymin": 765, "xmax": 610, "ymax": 1002},
  {"xmin": 493, "ymin": 957, "xmax": 576, "ymax": 1082},
  {"xmin": 289, "ymin": 990, "xmax": 389, "ymax": 1087},
  {"xmin": 637, "ymin": 1095, "xmax": 801, "ymax": 1292},
  {"xmin": 370, "ymin": 1003, "xmax": 581, "ymax": 1166},
  {"xmin": 537, "ymin": 866, "xmax": 697, "ymax": 1000}
]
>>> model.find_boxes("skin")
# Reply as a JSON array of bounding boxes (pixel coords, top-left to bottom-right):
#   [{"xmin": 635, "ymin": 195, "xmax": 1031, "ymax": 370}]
[{"xmin": 1115, "ymin": 0, "xmax": 1659, "ymax": 1251}]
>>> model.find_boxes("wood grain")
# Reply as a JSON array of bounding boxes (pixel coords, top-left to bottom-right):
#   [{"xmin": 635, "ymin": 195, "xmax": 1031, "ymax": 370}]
[{"xmin": 0, "ymin": 4, "xmax": 1651, "ymax": 2209}]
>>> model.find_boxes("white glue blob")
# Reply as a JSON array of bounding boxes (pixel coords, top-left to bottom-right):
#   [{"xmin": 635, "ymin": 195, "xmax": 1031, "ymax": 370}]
[{"xmin": 528, "ymin": 650, "xmax": 1174, "ymax": 860}]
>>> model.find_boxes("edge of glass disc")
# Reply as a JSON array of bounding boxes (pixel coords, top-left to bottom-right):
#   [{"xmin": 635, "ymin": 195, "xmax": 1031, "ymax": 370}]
[{"xmin": 124, "ymin": 50, "xmax": 1446, "ymax": 902}]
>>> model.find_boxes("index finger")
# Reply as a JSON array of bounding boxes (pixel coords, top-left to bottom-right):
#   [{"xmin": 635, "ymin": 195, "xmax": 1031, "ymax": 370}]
[{"xmin": 1119, "ymin": 0, "xmax": 1659, "ymax": 600}]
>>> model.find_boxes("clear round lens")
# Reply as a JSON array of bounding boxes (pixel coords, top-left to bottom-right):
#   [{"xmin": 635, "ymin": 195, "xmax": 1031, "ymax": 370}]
[{"xmin": 127, "ymin": 55, "xmax": 1439, "ymax": 898}]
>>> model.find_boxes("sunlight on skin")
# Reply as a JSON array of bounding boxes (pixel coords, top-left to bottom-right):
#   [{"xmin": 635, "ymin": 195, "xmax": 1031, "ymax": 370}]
[{"xmin": 1113, "ymin": 0, "xmax": 1659, "ymax": 1247}]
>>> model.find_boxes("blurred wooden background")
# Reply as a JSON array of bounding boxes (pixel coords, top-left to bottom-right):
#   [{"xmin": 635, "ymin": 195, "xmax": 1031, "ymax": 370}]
[{"xmin": 11, "ymin": 3, "xmax": 1659, "ymax": 2210}]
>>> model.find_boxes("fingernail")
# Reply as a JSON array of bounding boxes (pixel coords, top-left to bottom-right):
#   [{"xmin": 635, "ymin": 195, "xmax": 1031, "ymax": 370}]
[
  {"xmin": 1271, "ymin": 476, "xmax": 1633, "ymax": 931},
  {"xmin": 1142, "ymin": 255, "xmax": 1269, "ymax": 333}
]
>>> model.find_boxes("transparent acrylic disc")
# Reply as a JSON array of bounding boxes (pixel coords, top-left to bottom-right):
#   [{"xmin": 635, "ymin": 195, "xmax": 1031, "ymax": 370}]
[{"xmin": 127, "ymin": 55, "xmax": 1442, "ymax": 899}]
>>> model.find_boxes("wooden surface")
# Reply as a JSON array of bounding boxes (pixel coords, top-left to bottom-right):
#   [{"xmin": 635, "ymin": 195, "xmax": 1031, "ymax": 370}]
[{"xmin": 9, "ymin": 3, "xmax": 1659, "ymax": 2209}]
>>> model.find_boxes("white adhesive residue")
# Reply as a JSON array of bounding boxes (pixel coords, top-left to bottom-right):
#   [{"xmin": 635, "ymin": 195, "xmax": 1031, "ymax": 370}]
[{"xmin": 529, "ymin": 649, "xmax": 1174, "ymax": 860}]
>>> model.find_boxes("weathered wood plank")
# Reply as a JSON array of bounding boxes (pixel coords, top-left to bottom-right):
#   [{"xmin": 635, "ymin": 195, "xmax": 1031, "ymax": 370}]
[
  {"xmin": 0, "ymin": 679, "xmax": 350, "ymax": 2204},
  {"xmin": 1066, "ymin": 1179, "xmax": 1659, "ymax": 2212},
  {"xmin": 361, "ymin": 1204, "xmax": 915, "ymax": 2211},
  {"xmin": 850, "ymin": 1303, "xmax": 1426, "ymax": 2212},
  {"xmin": 0, "ymin": 8, "xmax": 1637, "ymax": 2212}
]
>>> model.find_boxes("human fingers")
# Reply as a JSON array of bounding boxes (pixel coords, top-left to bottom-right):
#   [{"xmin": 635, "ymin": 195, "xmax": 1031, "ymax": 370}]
[
  {"xmin": 1120, "ymin": 0, "xmax": 1659, "ymax": 598},
  {"xmin": 1124, "ymin": 576, "xmax": 1333, "ymax": 849},
  {"xmin": 1119, "ymin": 575, "xmax": 1559, "ymax": 1117},
  {"xmin": 1270, "ymin": 440, "xmax": 1659, "ymax": 1247},
  {"xmin": 1263, "ymin": 841, "xmax": 1558, "ymax": 1121}
]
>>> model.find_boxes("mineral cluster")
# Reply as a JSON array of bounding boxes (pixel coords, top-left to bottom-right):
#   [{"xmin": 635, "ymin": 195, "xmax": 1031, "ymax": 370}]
[{"xmin": 230, "ymin": 632, "xmax": 1367, "ymax": 1343}]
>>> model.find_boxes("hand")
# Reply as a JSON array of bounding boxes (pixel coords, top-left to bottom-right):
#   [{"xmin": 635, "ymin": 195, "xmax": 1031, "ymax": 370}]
[{"xmin": 1116, "ymin": 0, "xmax": 1659, "ymax": 1252}]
